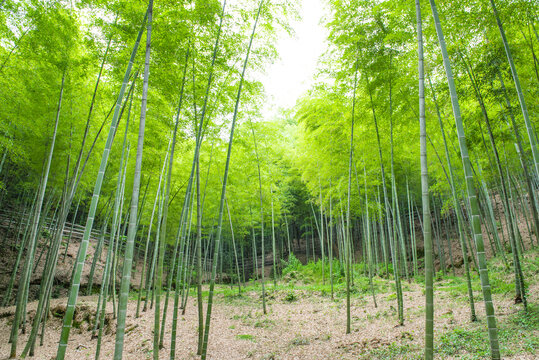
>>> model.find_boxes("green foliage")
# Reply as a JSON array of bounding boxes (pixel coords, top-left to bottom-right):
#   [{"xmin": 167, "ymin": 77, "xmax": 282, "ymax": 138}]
[
  {"xmin": 235, "ymin": 334, "xmax": 255, "ymax": 341},
  {"xmin": 489, "ymin": 270, "xmax": 516, "ymax": 294},
  {"xmin": 2, "ymin": 0, "xmax": 539, "ymax": 356},
  {"xmin": 365, "ymin": 342, "xmax": 422, "ymax": 359},
  {"xmin": 281, "ymin": 255, "xmax": 393, "ymax": 298},
  {"xmin": 438, "ymin": 327, "xmax": 489, "ymax": 359},
  {"xmin": 437, "ymin": 304, "xmax": 539, "ymax": 359},
  {"xmin": 283, "ymin": 291, "xmax": 296, "ymax": 302},
  {"xmin": 253, "ymin": 318, "xmax": 275, "ymax": 328},
  {"xmin": 282, "ymin": 252, "xmax": 302, "ymax": 276},
  {"xmin": 360, "ymin": 302, "xmax": 539, "ymax": 360},
  {"xmin": 0, "ymin": 0, "xmax": 300, "ymax": 252}
]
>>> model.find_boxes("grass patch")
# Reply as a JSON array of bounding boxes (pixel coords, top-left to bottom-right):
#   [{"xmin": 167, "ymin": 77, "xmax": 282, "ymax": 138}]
[
  {"xmin": 437, "ymin": 304, "xmax": 539, "ymax": 359},
  {"xmin": 364, "ymin": 342, "xmax": 421, "ymax": 359},
  {"xmin": 438, "ymin": 327, "xmax": 489, "ymax": 359},
  {"xmin": 283, "ymin": 291, "xmax": 297, "ymax": 302},
  {"xmin": 236, "ymin": 334, "xmax": 255, "ymax": 341},
  {"xmin": 254, "ymin": 318, "xmax": 275, "ymax": 328}
]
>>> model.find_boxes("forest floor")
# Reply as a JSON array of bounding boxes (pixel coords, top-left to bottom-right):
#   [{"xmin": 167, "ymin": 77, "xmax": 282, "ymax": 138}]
[{"xmin": 1, "ymin": 249, "xmax": 537, "ymax": 360}]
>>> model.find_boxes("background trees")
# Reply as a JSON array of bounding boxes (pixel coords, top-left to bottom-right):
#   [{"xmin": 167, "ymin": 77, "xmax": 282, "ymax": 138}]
[{"xmin": 0, "ymin": 0, "xmax": 538, "ymax": 359}]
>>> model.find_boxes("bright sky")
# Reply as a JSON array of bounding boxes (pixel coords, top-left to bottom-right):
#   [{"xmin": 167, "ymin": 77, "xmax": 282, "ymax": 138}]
[{"xmin": 258, "ymin": 0, "xmax": 328, "ymax": 118}]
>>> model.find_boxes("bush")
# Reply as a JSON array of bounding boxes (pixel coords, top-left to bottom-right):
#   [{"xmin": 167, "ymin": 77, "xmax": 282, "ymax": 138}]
[
  {"xmin": 282, "ymin": 253, "xmax": 302, "ymax": 276},
  {"xmin": 284, "ymin": 291, "xmax": 297, "ymax": 302}
]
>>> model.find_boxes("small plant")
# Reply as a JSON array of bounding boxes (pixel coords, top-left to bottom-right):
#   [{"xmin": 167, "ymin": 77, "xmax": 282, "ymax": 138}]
[
  {"xmin": 262, "ymin": 352, "xmax": 277, "ymax": 360},
  {"xmin": 284, "ymin": 291, "xmax": 297, "ymax": 302},
  {"xmin": 437, "ymin": 327, "xmax": 488, "ymax": 359},
  {"xmin": 254, "ymin": 318, "xmax": 275, "ymax": 328},
  {"xmin": 367, "ymin": 342, "xmax": 421, "ymax": 359},
  {"xmin": 289, "ymin": 335, "xmax": 309, "ymax": 346},
  {"xmin": 435, "ymin": 270, "xmax": 444, "ymax": 281},
  {"xmin": 41, "ymin": 228, "xmax": 51, "ymax": 239},
  {"xmin": 282, "ymin": 253, "xmax": 302, "ymax": 276},
  {"xmin": 236, "ymin": 334, "xmax": 255, "ymax": 341}
]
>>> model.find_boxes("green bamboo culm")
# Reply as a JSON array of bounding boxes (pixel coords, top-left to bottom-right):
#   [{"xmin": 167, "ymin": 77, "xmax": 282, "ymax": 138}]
[
  {"xmin": 94, "ymin": 78, "xmax": 137, "ymax": 348},
  {"xmin": 170, "ymin": 167, "xmax": 195, "ymax": 360},
  {"xmin": 428, "ymin": 0, "xmax": 500, "ymax": 358},
  {"xmin": 94, "ymin": 222, "xmax": 114, "ymax": 360},
  {"xmin": 271, "ymin": 186, "xmax": 277, "ymax": 287},
  {"xmin": 56, "ymin": 8, "xmax": 149, "ymax": 359},
  {"xmin": 113, "ymin": 1, "xmax": 152, "ymax": 358},
  {"xmin": 328, "ymin": 180, "xmax": 334, "ymax": 299},
  {"xmin": 194, "ymin": 1, "xmax": 227, "ymax": 353},
  {"xmin": 137, "ymin": 146, "xmax": 168, "ymax": 317},
  {"xmin": 318, "ymin": 179, "xmax": 325, "ymax": 285},
  {"xmin": 249, "ymin": 116, "xmax": 266, "ymax": 315},
  {"xmin": 157, "ymin": 37, "xmax": 190, "ymax": 357},
  {"xmin": 489, "ymin": 0, "xmax": 539, "ymax": 180},
  {"xmin": 364, "ymin": 166, "xmax": 377, "ymax": 308},
  {"xmin": 427, "ymin": 73, "xmax": 476, "ymax": 322},
  {"xmin": 497, "ymin": 69, "xmax": 539, "ymax": 248},
  {"xmin": 415, "ymin": 1, "xmax": 433, "ymax": 358},
  {"xmin": 345, "ymin": 62, "xmax": 359, "ymax": 335},
  {"xmin": 10, "ymin": 70, "xmax": 65, "ymax": 359},
  {"xmin": 200, "ymin": 2, "xmax": 263, "ymax": 358},
  {"xmin": 226, "ymin": 195, "xmax": 242, "ymax": 294},
  {"xmin": 367, "ymin": 78, "xmax": 402, "ymax": 326},
  {"xmin": 86, "ymin": 210, "xmax": 109, "ymax": 295},
  {"xmin": 159, "ymin": 43, "xmax": 191, "ymax": 359}
]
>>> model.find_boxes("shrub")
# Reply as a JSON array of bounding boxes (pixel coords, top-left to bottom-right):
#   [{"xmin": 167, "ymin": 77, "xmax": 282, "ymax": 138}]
[{"xmin": 282, "ymin": 253, "xmax": 302, "ymax": 276}]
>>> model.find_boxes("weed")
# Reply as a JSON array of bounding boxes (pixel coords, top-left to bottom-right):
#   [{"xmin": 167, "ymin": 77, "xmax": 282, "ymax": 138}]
[
  {"xmin": 366, "ymin": 342, "xmax": 421, "ymax": 359},
  {"xmin": 289, "ymin": 335, "xmax": 310, "ymax": 346},
  {"xmin": 438, "ymin": 327, "xmax": 488, "ymax": 359},
  {"xmin": 262, "ymin": 352, "xmax": 277, "ymax": 359},
  {"xmin": 254, "ymin": 318, "xmax": 275, "ymax": 328},
  {"xmin": 236, "ymin": 334, "xmax": 255, "ymax": 341},
  {"xmin": 284, "ymin": 291, "xmax": 297, "ymax": 302}
]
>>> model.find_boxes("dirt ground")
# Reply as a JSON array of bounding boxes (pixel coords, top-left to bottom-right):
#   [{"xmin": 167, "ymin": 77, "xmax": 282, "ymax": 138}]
[{"xmin": 1, "ymin": 274, "xmax": 537, "ymax": 360}]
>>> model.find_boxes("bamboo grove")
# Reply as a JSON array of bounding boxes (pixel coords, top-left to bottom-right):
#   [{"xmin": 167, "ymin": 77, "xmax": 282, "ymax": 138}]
[{"xmin": 0, "ymin": 0, "xmax": 537, "ymax": 359}]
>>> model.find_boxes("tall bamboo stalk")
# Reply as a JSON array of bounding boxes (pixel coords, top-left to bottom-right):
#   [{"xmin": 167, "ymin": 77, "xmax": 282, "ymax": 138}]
[
  {"xmin": 415, "ymin": 2, "xmax": 433, "ymax": 357},
  {"xmin": 429, "ymin": 0, "xmax": 500, "ymax": 357},
  {"xmin": 114, "ymin": 2, "xmax": 152, "ymax": 358},
  {"xmin": 249, "ymin": 115, "xmax": 266, "ymax": 315},
  {"xmin": 427, "ymin": 74, "xmax": 476, "ymax": 321},
  {"xmin": 158, "ymin": 42, "xmax": 191, "ymax": 351},
  {"xmin": 345, "ymin": 63, "xmax": 358, "ymax": 334},
  {"xmin": 490, "ymin": 0, "xmax": 539, "ymax": 180},
  {"xmin": 56, "ymin": 9, "xmax": 148, "ymax": 358},
  {"xmin": 200, "ymin": 3, "xmax": 263, "ymax": 358},
  {"xmin": 368, "ymin": 80, "xmax": 403, "ymax": 325},
  {"xmin": 10, "ymin": 70, "xmax": 65, "ymax": 359}
]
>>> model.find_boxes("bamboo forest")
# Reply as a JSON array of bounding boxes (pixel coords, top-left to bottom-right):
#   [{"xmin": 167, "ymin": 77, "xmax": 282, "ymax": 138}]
[{"xmin": 1, "ymin": 0, "xmax": 539, "ymax": 359}]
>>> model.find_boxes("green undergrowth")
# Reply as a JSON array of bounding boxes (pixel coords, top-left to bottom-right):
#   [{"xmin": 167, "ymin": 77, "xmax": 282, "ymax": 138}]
[
  {"xmin": 363, "ymin": 342, "xmax": 422, "ymax": 359},
  {"xmin": 236, "ymin": 334, "xmax": 255, "ymax": 341},
  {"xmin": 360, "ymin": 248, "xmax": 539, "ymax": 359},
  {"xmin": 155, "ymin": 248, "xmax": 538, "ymax": 308},
  {"xmin": 435, "ymin": 247, "xmax": 539, "ymax": 302},
  {"xmin": 436, "ymin": 303, "xmax": 539, "ymax": 359},
  {"xmin": 357, "ymin": 304, "xmax": 539, "ymax": 359},
  {"xmin": 172, "ymin": 253, "xmax": 398, "ymax": 305},
  {"xmin": 281, "ymin": 253, "xmax": 395, "ymax": 286},
  {"xmin": 123, "ymin": 248, "xmax": 538, "ymax": 359}
]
